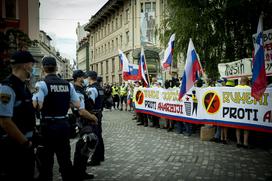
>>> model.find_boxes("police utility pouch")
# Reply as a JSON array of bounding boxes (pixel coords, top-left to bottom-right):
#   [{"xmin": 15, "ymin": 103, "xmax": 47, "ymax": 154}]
[{"xmin": 80, "ymin": 133, "xmax": 98, "ymax": 157}]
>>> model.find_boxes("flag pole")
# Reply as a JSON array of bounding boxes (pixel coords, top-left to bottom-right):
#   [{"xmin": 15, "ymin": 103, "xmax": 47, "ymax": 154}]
[{"xmin": 142, "ymin": 46, "xmax": 150, "ymax": 85}]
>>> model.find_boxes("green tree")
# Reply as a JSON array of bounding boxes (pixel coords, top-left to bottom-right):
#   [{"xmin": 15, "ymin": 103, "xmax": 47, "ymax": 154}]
[{"xmin": 161, "ymin": 0, "xmax": 272, "ymax": 80}]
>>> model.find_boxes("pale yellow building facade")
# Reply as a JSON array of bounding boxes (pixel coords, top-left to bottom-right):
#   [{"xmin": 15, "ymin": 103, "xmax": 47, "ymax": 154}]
[{"xmin": 85, "ymin": 0, "xmax": 182, "ymax": 84}]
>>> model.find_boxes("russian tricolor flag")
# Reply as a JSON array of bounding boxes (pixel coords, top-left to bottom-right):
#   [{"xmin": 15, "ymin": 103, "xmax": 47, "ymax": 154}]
[
  {"xmin": 139, "ymin": 47, "xmax": 149, "ymax": 87},
  {"xmin": 119, "ymin": 50, "xmax": 140, "ymax": 81},
  {"xmin": 161, "ymin": 34, "xmax": 175, "ymax": 70},
  {"xmin": 178, "ymin": 39, "xmax": 202, "ymax": 100},
  {"xmin": 251, "ymin": 14, "xmax": 267, "ymax": 100}
]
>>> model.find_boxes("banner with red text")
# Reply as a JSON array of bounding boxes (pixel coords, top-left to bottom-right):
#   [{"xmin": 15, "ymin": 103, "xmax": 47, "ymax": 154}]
[{"xmin": 134, "ymin": 87, "xmax": 272, "ymax": 133}]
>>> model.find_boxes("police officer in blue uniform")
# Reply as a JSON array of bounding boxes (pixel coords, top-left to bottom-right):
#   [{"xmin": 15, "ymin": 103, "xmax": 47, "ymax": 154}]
[
  {"xmin": 72, "ymin": 70, "xmax": 98, "ymax": 180},
  {"xmin": 85, "ymin": 71, "xmax": 105, "ymax": 166},
  {"xmin": 0, "ymin": 50, "xmax": 36, "ymax": 180},
  {"xmin": 32, "ymin": 56, "xmax": 80, "ymax": 181}
]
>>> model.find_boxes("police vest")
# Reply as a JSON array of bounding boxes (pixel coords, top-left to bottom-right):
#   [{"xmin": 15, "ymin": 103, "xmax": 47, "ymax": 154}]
[
  {"xmin": 41, "ymin": 74, "xmax": 70, "ymax": 117},
  {"xmin": 89, "ymin": 82, "xmax": 104, "ymax": 112},
  {"xmin": 74, "ymin": 84, "xmax": 94, "ymax": 112},
  {"xmin": 1, "ymin": 75, "xmax": 35, "ymax": 135}
]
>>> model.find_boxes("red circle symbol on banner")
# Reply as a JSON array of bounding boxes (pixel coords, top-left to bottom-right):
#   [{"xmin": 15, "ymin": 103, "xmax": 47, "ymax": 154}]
[
  {"xmin": 136, "ymin": 90, "xmax": 144, "ymax": 105},
  {"xmin": 203, "ymin": 91, "xmax": 220, "ymax": 114}
]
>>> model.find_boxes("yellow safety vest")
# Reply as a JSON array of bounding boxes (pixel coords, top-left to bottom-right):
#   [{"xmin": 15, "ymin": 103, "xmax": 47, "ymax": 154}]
[{"xmin": 120, "ymin": 86, "xmax": 127, "ymax": 96}]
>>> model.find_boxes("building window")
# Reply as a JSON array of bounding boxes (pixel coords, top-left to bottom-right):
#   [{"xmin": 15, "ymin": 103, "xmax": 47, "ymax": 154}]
[
  {"xmin": 145, "ymin": 2, "xmax": 151, "ymax": 12},
  {"xmin": 96, "ymin": 64, "xmax": 98, "ymax": 72},
  {"xmin": 108, "ymin": 23, "xmax": 110, "ymax": 34},
  {"xmin": 112, "ymin": 40, "xmax": 114, "ymax": 51},
  {"xmin": 141, "ymin": 3, "xmax": 144, "ymax": 13},
  {"xmin": 106, "ymin": 76, "xmax": 109, "ymax": 83},
  {"xmin": 116, "ymin": 37, "xmax": 118, "ymax": 49},
  {"xmin": 126, "ymin": 31, "xmax": 129, "ymax": 44},
  {"xmin": 112, "ymin": 58, "xmax": 115, "ymax": 73},
  {"xmin": 101, "ymin": 62, "xmax": 103, "ymax": 74},
  {"xmin": 119, "ymin": 14, "xmax": 122, "ymax": 27},
  {"xmin": 116, "ymin": 18, "xmax": 118, "ymax": 29},
  {"xmin": 152, "ymin": 2, "xmax": 156, "ymax": 14},
  {"xmin": 125, "ymin": 9, "xmax": 129, "ymax": 23},
  {"xmin": 120, "ymin": 35, "xmax": 122, "ymax": 47},
  {"xmin": 5, "ymin": 0, "xmax": 17, "ymax": 19},
  {"xmin": 91, "ymin": 36, "xmax": 93, "ymax": 45},
  {"xmin": 112, "ymin": 20, "xmax": 114, "ymax": 32},
  {"xmin": 106, "ymin": 60, "xmax": 109, "ymax": 74}
]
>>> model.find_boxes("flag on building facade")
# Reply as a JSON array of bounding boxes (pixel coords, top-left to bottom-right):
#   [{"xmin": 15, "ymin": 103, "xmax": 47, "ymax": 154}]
[
  {"xmin": 251, "ymin": 14, "xmax": 267, "ymax": 100},
  {"xmin": 139, "ymin": 47, "xmax": 149, "ymax": 86},
  {"xmin": 161, "ymin": 34, "xmax": 175, "ymax": 70},
  {"xmin": 119, "ymin": 50, "xmax": 140, "ymax": 81},
  {"xmin": 178, "ymin": 38, "xmax": 202, "ymax": 100}
]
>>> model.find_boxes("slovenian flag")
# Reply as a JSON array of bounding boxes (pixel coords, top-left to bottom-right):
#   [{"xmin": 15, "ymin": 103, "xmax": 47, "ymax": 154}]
[
  {"xmin": 139, "ymin": 47, "xmax": 149, "ymax": 87},
  {"xmin": 178, "ymin": 38, "xmax": 202, "ymax": 100},
  {"xmin": 119, "ymin": 50, "xmax": 140, "ymax": 81},
  {"xmin": 161, "ymin": 34, "xmax": 175, "ymax": 70},
  {"xmin": 251, "ymin": 14, "xmax": 267, "ymax": 100}
]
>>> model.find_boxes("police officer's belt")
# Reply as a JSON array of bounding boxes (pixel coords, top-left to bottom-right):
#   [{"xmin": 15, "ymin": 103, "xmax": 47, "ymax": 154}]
[
  {"xmin": 91, "ymin": 109, "xmax": 102, "ymax": 114},
  {"xmin": 42, "ymin": 116, "xmax": 68, "ymax": 119}
]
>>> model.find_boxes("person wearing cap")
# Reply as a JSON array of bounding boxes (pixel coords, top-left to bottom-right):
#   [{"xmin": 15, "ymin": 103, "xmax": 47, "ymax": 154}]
[
  {"xmin": 85, "ymin": 71, "xmax": 105, "ymax": 166},
  {"xmin": 71, "ymin": 69, "xmax": 98, "ymax": 180},
  {"xmin": 32, "ymin": 56, "xmax": 80, "ymax": 181},
  {"xmin": 0, "ymin": 50, "xmax": 37, "ymax": 180}
]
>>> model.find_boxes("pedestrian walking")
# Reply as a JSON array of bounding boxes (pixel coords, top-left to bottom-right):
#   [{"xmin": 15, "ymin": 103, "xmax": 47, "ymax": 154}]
[
  {"xmin": 72, "ymin": 70, "xmax": 98, "ymax": 180},
  {"xmin": 0, "ymin": 50, "xmax": 37, "ymax": 180},
  {"xmin": 32, "ymin": 56, "xmax": 80, "ymax": 181},
  {"xmin": 85, "ymin": 71, "xmax": 105, "ymax": 166}
]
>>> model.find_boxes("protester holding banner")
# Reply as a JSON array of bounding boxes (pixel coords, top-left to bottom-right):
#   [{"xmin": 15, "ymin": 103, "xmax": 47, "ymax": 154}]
[
  {"xmin": 221, "ymin": 79, "xmax": 235, "ymax": 144},
  {"xmin": 235, "ymin": 76, "xmax": 251, "ymax": 148}
]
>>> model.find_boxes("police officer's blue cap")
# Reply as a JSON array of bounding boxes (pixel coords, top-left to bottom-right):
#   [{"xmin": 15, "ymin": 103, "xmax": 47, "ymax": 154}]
[
  {"xmin": 10, "ymin": 50, "xmax": 37, "ymax": 64},
  {"xmin": 86, "ymin": 71, "xmax": 97, "ymax": 79},
  {"xmin": 73, "ymin": 70, "xmax": 86, "ymax": 79},
  {"xmin": 42, "ymin": 56, "xmax": 57, "ymax": 67}
]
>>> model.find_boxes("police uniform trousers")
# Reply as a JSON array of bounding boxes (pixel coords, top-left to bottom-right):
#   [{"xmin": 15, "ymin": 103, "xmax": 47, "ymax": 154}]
[
  {"xmin": 39, "ymin": 118, "xmax": 73, "ymax": 181},
  {"xmin": 0, "ymin": 137, "xmax": 35, "ymax": 181},
  {"xmin": 91, "ymin": 112, "xmax": 105, "ymax": 162}
]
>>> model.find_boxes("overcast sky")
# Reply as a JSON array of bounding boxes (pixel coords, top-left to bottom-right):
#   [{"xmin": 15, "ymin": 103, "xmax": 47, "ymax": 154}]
[{"xmin": 39, "ymin": 0, "xmax": 108, "ymax": 62}]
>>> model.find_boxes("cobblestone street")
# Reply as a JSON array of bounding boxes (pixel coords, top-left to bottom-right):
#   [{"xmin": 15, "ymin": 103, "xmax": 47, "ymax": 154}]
[{"xmin": 54, "ymin": 110, "xmax": 272, "ymax": 181}]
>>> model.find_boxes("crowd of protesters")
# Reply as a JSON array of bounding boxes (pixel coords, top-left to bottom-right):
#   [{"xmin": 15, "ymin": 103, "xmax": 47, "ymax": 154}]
[{"xmin": 106, "ymin": 75, "xmax": 272, "ymax": 151}]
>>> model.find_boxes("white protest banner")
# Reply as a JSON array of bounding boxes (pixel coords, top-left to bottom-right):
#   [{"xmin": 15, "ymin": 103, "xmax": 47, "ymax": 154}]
[
  {"xmin": 218, "ymin": 58, "xmax": 252, "ymax": 79},
  {"xmin": 218, "ymin": 58, "xmax": 272, "ymax": 79},
  {"xmin": 253, "ymin": 28, "xmax": 272, "ymax": 76},
  {"xmin": 134, "ymin": 87, "xmax": 272, "ymax": 133}
]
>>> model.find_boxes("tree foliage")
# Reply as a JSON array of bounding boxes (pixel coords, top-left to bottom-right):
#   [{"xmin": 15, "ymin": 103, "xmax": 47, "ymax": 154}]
[{"xmin": 161, "ymin": 0, "xmax": 272, "ymax": 79}]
